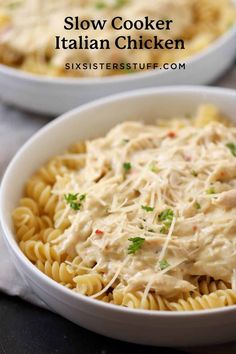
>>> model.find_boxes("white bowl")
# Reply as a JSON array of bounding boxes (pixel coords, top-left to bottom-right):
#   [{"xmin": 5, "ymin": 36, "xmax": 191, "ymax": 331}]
[
  {"xmin": 0, "ymin": 22, "xmax": 236, "ymax": 116},
  {"xmin": 1, "ymin": 86, "xmax": 236, "ymax": 347}
]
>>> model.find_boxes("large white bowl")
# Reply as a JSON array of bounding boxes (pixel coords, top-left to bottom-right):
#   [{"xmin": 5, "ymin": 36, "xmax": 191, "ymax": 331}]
[
  {"xmin": 1, "ymin": 86, "xmax": 236, "ymax": 347},
  {"xmin": 0, "ymin": 21, "xmax": 236, "ymax": 116}
]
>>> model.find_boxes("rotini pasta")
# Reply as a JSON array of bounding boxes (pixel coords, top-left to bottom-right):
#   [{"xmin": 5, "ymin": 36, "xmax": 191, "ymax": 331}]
[
  {"xmin": 197, "ymin": 277, "xmax": 230, "ymax": 295},
  {"xmin": 38, "ymin": 159, "xmax": 68, "ymax": 185},
  {"xmin": 121, "ymin": 292, "xmax": 168, "ymax": 310},
  {"xmin": 36, "ymin": 228, "xmax": 63, "ymax": 244},
  {"xmin": 73, "ymin": 274, "xmax": 104, "ymax": 296},
  {"xmin": 216, "ymin": 290, "xmax": 236, "ymax": 306},
  {"xmin": 97, "ymin": 293, "xmax": 113, "ymax": 303},
  {"xmin": 26, "ymin": 179, "xmax": 58, "ymax": 217},
  {"xmin": 20, "ymin": 240, "xmax": 63, "ymax": 263},
  {"xmin": 36, "ymin": 260, "xmax": 75, "ymax": 284},
  {"xmin": 168, "ymin": 293, "xmax": 226, "ymax": 311},
  {"xmin": 13, "ymin": 105, "xmax": 236, "ymax": 311}
]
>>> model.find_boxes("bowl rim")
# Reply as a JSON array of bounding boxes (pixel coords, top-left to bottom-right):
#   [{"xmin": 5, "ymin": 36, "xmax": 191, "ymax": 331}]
[
  {"xmin": 0, "ymin": 22, "xmax": 236, "ymax": 86},
  {"xmin": 1, "ymin": 85, "xmax": 236, "ymax": 318}
]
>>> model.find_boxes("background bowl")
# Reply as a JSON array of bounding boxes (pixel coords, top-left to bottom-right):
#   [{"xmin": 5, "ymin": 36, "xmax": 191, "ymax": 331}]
[
  {"xmin": 1, "ymin": 86, "xmax": 236, "ymax": 347},
  {"xmin": 0, "ymin": 22, "xmax": 236, "ymax": 116}
]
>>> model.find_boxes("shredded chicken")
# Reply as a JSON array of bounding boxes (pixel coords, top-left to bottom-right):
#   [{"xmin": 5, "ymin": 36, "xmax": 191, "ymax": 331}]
[
  {"xmin": 52, "ymin": 110, "xmax": 236, "ymax": 298},
  {"xmin": 215, "ymin": 190, "xmax": 236, "ymax": 209}
]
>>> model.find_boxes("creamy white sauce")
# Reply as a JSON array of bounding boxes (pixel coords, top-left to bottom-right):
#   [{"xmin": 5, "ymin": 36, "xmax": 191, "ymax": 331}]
[{"xmin": 52, "ymin": 116, "xmax": 236, "ymax": 298}]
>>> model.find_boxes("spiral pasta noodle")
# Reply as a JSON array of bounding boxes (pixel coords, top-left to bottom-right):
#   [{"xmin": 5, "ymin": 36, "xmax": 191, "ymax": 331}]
[
  {"xmin": 97, "ymin": 293, "xmax": 113, "ymax": 303},
  {"xmin": 19, "ymin": 240, "xmax": 63, "ymax": 263},
  {"xmin": 197, "ymin": 277, "xmax": 230, "ymax": 295},
  {"xmin": 73, "ymin": 274, "xmax": 104, "ymax": 296},
  {"xmin": 121, "ymin": 292, "xmax": 168, "ymax": 310},
  {"xmin": 53, "ymin": 200, "xmax": 71, "ymax": 231},
  {"xmin": 168, "ymin": 293, "xmax": 226, "ymax": 311},
  {"xmin": 26, "ymin": 179, "xmax": 58, "ymax": 217},
  {"xmin": 36, "ymin": 228, "xmax": 63, "ymax": 244},
  {"xmin": 36, "ymin": 260, "xmax": 75, "ymax": 284},
  {"xmin": 216, "ymin": 290, "xmax": 236, "ymax": 306},
  {"xmin": 38, "ymin": 159, "xmax": 69, "ymax": 185}
]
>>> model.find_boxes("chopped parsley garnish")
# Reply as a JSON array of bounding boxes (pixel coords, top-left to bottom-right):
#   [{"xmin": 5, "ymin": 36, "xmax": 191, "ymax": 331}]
[
  {"xmin": 226, "ymin": 143, "xmax": 236, "ymax": 157},
  {"xmin": 191, "ymin": 170, "xmax": 198, "ymax": 177},
  {"xmin": 95, "ymin": 1, "xmax": 107, "ymax": 9},
  {"xmin": 160, "ymin": 224, "xmax": 170, "ymax": 234},
  {"xmin": 160, "ymin": 219, "xmax": 173, "ymax": 234},
  {"xmin": 159, "ymin": 259, "xmax": 170, "ymax": 271},
  {"xmin": 206, "ymin": 187, "xmax": 215, "ymax": 195},
  {"xmin": 158, "ymin": 209, "xmax": 174, "ymax": 222},
  {"xmin": 95, "ymin": 0, "xmax": 127, "ymax": 10},
  {"xmin": 64, "ymin": 193, "xmax": 86, "ymax": 211},
  {"xmin": 64, "ymin": 193, "xmax": 78, "ymax": 204},
  {"xmin": 149, "ymin": 162, "xmax": 159, "ymax": 173},
  {"xmin": 79, "ymin": 194, "xmax": 86, "ymax": 201},
  {"xmin": 128, "ymin": 237, "xmax": 145, "ymax": 255},
  {"xmin": 7, "ymin": 1, "xmax": 21, "ymax": 9},
  {"xmin": 148, "ymin": 229, "xmax": 155, "ymax": 233},
  {"xmin": 114, "ymin": 0, "xmax": 127, "ymax": 9},
  {"xmin": 141, "ymin": 205, "xmax": 155, "ymax": 212},
  {"xmin": 158, "ymin": 209, "xmax": 174, "ymax": 234},
  {"xmin": 160, "ymin": 227, "xmax": 166, "ymax": 234},
  {"xmin": 70, "ymin": 202, "xmax": 81, "ymax": 211},
  {"xmin": 123, "ymin": 162, "xmax": 132, "ymax": 172},
  {"xmin": 122, "ymin": 139, "xmax": 130, "ymax": 144},
  {"xmin": 194, "ymin": 202, "xmax": 201, "ymax": 210}
]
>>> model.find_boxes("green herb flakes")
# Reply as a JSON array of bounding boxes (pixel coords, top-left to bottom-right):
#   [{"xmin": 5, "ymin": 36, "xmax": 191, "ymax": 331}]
[
  {"xmin": 128, "ymin": 237, "xmax": 145, "ymax": 255},
  {"xmin": 191, "ymin": 170, "xmax": 198, "ymax": 177},
  {"xmin": 160, "ymin": 226, "xmax": 168, "ymax": 234},
  {"xmin": 158, "ymin": 209, "xmax": 174, "ymax": 234},
  {"xmin": 114, "ymin": 0, "xmax": 127, "ymax": 9},
  {"xmin": 159, "ymin": 259, "xmax": 170, "ymax": 271},
  {"xmin": 149, "ymin": 162, "xmax": 159, "ymax": 173},
  {"xmin": 158, "ymin": 209, "xmax": 174, "ymax": 222},
  {"xmin": 95, "ymin": 1, "xmax": 107, "ymax": 9},
  {"xmin": 64, "ymin": 193, "xmax": 78, "ymax": 204},
  {"xmin": 226, "ymin": 143, "xmax": 236, "ymax": 157},
  {"xmin": 141, "ymin": 205, "xmax": 155, "ymax": 212},
  {"xmin": 122, "ymin": 139, "xmax": 130, "ymax": 144},
  {"xmin": 123, "ymin": 162, "xmax": 132, "ymax": 172},
  {"xmin": 79, "ymin": 194, "xmax": 86, "ymax": 201},
  {"xmin": 64, "ymin": 193, "xmax": 86, "ymax": 211},
  {"xmin": 206, "ymin": 187, "xmax": 215, "ymax": 195},
  {"xmin": 70, "ymin": 202, "xmax": 81, "ymax": 211},
  {"xmin": 194, "ymin": 202, "xmax": 201, "ymax": 210}
]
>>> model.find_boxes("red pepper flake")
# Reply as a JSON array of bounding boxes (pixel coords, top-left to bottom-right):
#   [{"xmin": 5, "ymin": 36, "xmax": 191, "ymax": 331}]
[
  {"xmin": 220, "ymin": 172, "xmax": 225, "ymax": 178},
  {"xmin": 167, "ymin": 131, "xmax": 176, "ymax": 138},
  {"xmin": 193, "ymin": 225, "xmax": 198, "ymax": 232},
  {"xmin": 184, "ymin": 155, "xmax": 192, "ymax": 162},
  {"xmin": 95, "ymin": 229, "xmax": 104, "ymax": 235}
]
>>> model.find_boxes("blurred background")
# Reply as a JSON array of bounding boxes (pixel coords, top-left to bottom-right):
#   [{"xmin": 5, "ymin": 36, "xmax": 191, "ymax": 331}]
[{"xmin": 0, "ymin": 1, "xmax": 236, "ymax": 353}]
